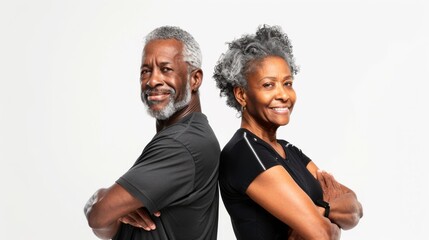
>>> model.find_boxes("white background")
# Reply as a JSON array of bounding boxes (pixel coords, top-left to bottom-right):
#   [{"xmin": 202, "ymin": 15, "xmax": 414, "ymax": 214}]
[{"xmin": 1, "ymin": 0, "xmax": 428, "ymax": 239}]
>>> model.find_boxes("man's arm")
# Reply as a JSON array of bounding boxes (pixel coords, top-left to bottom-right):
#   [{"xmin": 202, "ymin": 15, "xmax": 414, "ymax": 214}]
[{"xmin": 84, "ymin": 183, "xmax": 150, "ymax": 239}]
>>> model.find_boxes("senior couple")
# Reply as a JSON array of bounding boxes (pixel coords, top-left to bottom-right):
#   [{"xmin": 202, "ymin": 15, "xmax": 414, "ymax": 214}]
[{"xmin": 84, "ymin": 25, "xmax": 363, "ymax": 240}]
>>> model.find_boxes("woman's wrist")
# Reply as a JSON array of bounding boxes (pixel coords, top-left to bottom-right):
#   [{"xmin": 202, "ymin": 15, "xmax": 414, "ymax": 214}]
[{"xmin": 315, "ymin": 199, "xmax": 330, "ymax": 218}]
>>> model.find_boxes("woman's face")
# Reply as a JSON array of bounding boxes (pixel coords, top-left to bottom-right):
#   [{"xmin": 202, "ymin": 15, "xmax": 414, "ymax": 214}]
[{"xmin": 242, "ymin": 56, "xmax": 296, "ymax": 129}]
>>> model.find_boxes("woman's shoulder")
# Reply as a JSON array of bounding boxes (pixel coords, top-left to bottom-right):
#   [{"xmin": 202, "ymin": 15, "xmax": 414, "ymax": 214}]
[
  {"xmin": 223, "ymin": 128, "xmax": 270, "ymax": 153},
  {"xmin": 222, "ymin": 128, "xmax": 248, "ymax": 153},
  {"xmin": 278, "ymin": 139, "xmax": 306, "ymax": 155}
]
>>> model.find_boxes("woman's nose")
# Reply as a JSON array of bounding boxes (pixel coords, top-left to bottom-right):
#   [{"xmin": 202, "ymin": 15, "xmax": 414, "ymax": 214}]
[{"xmin": 275, "ymin": 85, "xmax": 289, "ymax": 101}]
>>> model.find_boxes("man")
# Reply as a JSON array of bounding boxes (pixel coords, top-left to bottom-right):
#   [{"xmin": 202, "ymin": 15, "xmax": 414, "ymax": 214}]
[{"xmin": 84, "ymin": 26, "xmax": 220, "ymax": 240}]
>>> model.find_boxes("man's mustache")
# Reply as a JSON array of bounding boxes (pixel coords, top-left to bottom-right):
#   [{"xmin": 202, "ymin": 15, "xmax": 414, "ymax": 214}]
[
  {"xmin": 141, "ymin": 87, "xmax": 176, "ymax": 104},
  {"xmin": 143, "ymin": 88, "xmax": 175, "ymax": 96}
]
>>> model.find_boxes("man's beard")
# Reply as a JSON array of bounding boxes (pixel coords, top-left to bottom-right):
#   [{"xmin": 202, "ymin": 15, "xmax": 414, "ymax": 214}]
[{"xmin": 141, "ymin": 80, "xmax": 191, "ymax": 120}]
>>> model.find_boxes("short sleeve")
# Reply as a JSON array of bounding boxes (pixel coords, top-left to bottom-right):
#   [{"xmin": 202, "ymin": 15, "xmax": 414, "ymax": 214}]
[
  {"xmin": 299, "ymin": 150, "xmax": 311, "ymax": 166},
  {"xmin": 116, "ymin": 137, "xmax": 194, "ymax": 213},
  {"xmin": 282, "ymin": 140, "xmax": 312, "ymax": 166},
  {"xmin": 221, "ymin": 133, "xmax": 280, "ymax": 194}
]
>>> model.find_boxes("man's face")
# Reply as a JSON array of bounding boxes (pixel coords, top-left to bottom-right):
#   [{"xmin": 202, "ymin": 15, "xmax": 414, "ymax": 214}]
[{"xmin": 140, "ymin": 39, "xmax": 191, "ymax": 120}]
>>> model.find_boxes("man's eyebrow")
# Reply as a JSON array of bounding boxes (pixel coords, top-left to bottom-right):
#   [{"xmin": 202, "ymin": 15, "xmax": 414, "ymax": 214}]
[
  {"xmin": 158, "ymin": 61, "xmax": 172, "ymax": 66},
  {"xmin": 141, "ymin": 61, "xmax": 172, "ymax": 68}
]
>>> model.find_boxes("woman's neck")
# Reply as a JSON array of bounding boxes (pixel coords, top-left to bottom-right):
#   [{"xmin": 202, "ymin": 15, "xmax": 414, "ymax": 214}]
[
  {"xmin": 240, "ymin": 114, "xmax": 278, "ymax": 144},
  {"xmin": 241, "ymin": 116, "xmax": 286, "ymax": 159}
]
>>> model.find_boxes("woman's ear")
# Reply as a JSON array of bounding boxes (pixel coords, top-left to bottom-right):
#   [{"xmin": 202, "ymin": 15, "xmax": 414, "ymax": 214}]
[
  {"xmin": 233, "ymin": 86, "xmax": 247, "ymax": 107},
  {"xmin": 190, "ymin": 69, "xmax": 203, "ymax": 92}
]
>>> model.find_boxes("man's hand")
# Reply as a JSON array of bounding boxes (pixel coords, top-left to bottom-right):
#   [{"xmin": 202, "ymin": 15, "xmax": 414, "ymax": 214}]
[{"xmin": 119, "ymin": 208, "xmax": 160, "ymax": 231}]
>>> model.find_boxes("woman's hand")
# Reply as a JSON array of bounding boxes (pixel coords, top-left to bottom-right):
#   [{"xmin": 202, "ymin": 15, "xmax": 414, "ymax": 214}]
[
  {"xmin": 316, "ymin": 170, "xmax": 363, "ymax": 230},
  {"xmin": 317, "ymin": 170, "xmax": 347, "ymax": 202},
  {"xmin": 289, "ymin": 223, "xmax": 341, "ymax": 240}
]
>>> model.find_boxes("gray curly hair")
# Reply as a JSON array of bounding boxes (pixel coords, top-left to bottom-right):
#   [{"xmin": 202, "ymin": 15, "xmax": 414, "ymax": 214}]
[
  {"xmin": 213, "ymin": 24, "xmax": 299, "ymax": 111},
  {"xmin": 144, "ymin": 26, "xmax": 202, "ymax": 70}
]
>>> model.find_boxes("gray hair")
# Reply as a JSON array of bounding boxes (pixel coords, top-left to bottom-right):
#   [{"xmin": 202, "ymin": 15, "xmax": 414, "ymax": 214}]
[
  {"xmin": 144, "ymin": 26, "xmax": 202, "ymax": 70},
  {"xmin": 213, "ymin": 24, "xmax": 299, "ymax": 111}
]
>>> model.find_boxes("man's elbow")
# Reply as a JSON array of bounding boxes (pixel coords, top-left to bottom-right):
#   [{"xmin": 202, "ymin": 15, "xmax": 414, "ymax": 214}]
[
  {"xmin": 86, "ymin": 205, "xmax": 110, "ymax": 229},
  {"xmin": 86, "ymin": 209, "xmax": 118, "ymax": 240}
]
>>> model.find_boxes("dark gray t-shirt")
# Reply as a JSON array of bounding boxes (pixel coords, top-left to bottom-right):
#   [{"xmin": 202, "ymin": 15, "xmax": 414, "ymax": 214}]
[{"xmin": 114, "ymin": 113, "xmax": 220, "ymax": 240}]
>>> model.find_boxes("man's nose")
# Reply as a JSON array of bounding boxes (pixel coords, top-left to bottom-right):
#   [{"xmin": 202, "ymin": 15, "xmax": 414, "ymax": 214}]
[{"xmin": 144, "ymin": 69, "xmax": 164, "ymax": 89}]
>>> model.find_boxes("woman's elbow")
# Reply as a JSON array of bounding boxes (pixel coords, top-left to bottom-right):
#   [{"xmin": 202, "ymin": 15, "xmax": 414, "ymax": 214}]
[
  {"xmin": 353, "ymin": 201, "xmax": 364, "ymax": 226},
  {"xmin": 342, "ymin": 202, "xmax": 364, "ymax": 230}
]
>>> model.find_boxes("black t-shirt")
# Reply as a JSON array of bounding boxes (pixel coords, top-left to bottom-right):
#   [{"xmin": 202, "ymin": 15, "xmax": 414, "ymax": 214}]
[
  {"xmin": 115, "ymin": 113, "xmax": 220, "ymax": 240},
  {"xmin": 219, "ymin": 128, "xmax": 323, "ymax": 240}
]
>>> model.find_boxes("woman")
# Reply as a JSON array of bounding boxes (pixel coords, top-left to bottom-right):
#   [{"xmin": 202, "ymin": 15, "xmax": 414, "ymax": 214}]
[{"xmin": 213, "ymin": 25, "xmax": 363, "ymax": 240}]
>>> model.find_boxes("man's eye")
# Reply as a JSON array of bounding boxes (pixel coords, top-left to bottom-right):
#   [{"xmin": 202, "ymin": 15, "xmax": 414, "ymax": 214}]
[
  {"xmin": 285, "ymin": 81, "xmax": 293, "ymax": 87},
  {"xmin": 161, "ymin": 67, "xmax": 172, "ymax": 72}
]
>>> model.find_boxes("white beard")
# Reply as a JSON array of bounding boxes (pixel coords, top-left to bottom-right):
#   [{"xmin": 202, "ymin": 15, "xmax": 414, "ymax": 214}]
[{"xmin": 142, "ymin": 80, "xmax": 191, "ymax": 120}]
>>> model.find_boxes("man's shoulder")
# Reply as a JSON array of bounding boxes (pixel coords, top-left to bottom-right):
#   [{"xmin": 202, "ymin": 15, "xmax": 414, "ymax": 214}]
[
  {"xmin": 160, "ymin": 113, "xmax": 213, "ymax": 136},
  {"xmin": 149, "ymin": 113, "xmax": 216, "ymax": 148}
]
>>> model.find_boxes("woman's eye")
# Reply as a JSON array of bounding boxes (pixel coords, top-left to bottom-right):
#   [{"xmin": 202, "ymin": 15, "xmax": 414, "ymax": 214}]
[
  {"xmin": 285, "ymin": 81, "xmax": 293, "ymax": 87},
  {"xmin": 262, "ymin": 82, "xmax": 274, "ymax": 88}
]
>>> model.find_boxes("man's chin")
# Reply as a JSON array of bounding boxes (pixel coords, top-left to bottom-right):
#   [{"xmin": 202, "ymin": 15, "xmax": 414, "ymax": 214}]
[
  {"xmin": 147, "ymin": 104, "xmax": 165, "ymax": 112},
  {"xmin": 143, "ymin": 93, "xmax": 190, "ymax": 120},
  {"xmin": 146, "ymin": 103, "xmax": 176, "ymax": 120},
  {"xmin": 146, "ymin": 110, "xmax": 167, "ymax": 120}
]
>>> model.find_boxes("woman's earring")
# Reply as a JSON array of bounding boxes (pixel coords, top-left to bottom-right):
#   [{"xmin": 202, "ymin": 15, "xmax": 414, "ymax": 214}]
[
  {"xmin": 236, "ymin": 105, "xmax": 246, "ymax": 118},
  {"xmin": 236, "ymin": 111, "xmax": 242, "ymax": 118}
]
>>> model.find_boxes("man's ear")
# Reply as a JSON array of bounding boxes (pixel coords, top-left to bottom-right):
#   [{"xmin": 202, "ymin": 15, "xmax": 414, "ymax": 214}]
[
  {"xmin": 233, "ymin": 86, "xmax": 247, "ymax": 107},
  {"xmin": 190, "ymin": 69, "xmax": 203, "ymax": 92}
]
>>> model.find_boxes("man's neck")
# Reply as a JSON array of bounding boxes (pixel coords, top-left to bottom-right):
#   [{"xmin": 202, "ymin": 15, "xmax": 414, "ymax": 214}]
[{"xmin": 155, "ymin": 95, "xmax": 201, "ymax": 132}]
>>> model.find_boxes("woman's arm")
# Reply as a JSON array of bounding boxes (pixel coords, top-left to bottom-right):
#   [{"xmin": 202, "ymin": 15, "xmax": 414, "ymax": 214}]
[
  {"xmin": 246, "ymin": 165, "xmax": 341, "ymax": 240},
  {"xmin": 307, "ymin": 162, "xmax": 363, "ymax": 230}
]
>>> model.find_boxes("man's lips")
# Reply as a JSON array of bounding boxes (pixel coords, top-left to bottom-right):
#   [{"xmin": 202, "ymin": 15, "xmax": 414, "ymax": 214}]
[
  {"xmin": 147, "ymin": 92, "xmax": 170, "ymax": 102},
  {"xmin": 145, "ymin": 89, "xmax": 173, "ymax": 102}
]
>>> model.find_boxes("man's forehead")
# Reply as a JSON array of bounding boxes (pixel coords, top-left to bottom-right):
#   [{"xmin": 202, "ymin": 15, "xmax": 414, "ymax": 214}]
[{"xmin": 144, "ymin": 39, "xmax": 183, "ymax": 53}]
